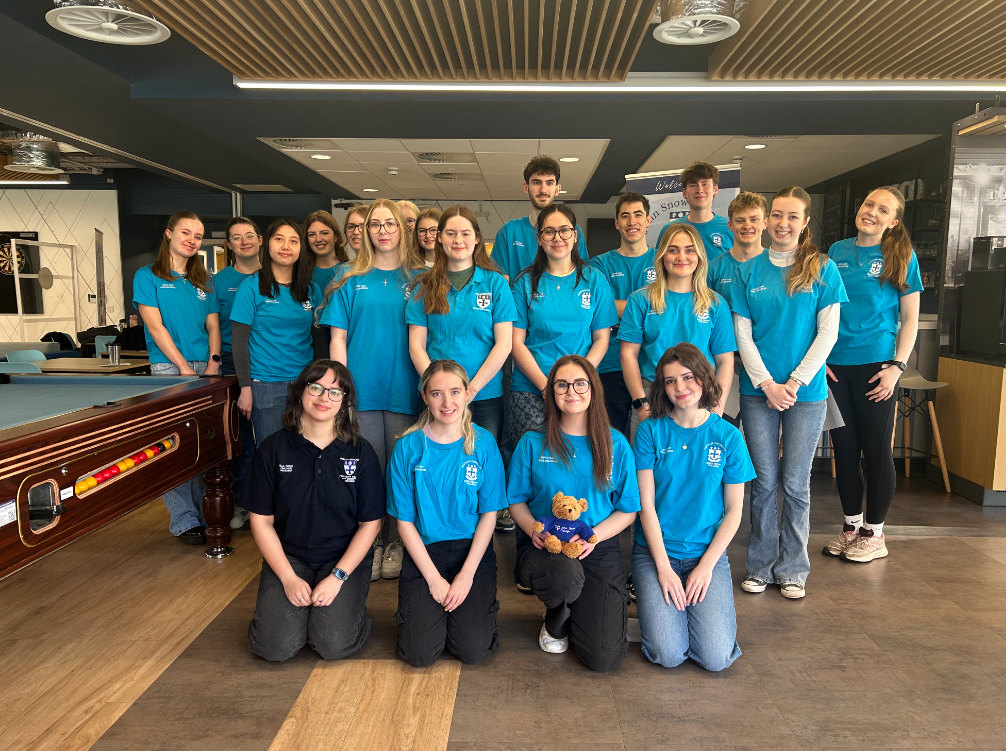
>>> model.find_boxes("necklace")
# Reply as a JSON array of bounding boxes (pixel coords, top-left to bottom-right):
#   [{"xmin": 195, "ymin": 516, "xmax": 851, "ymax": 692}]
[
  {"xmin": 568, "ymin": 434, "xmax": 587, "ymax": 459},
  {"xmin": 669, "ymin": 411, "xmax": 709, "ymax": 450},
  {"xmin": 424, "ymin": 423, "xmax": 462, "ymax": 443},
  {"xmin": 544, "ymin": 266, "xmax": 574, "ymax": 291}
]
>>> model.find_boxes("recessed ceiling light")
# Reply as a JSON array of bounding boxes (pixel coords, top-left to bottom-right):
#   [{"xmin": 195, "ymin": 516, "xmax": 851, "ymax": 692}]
[
  {"xmin": 559, "ymin": 157, "xmax": 579, "ymax": 162},
  {"xmin": 310, "ymin": 154, "xmax": 332, "ymax": 160},
  {"xmin": 744, "ymin": 144, "xmax": 767, "ymax": 150},
  {"xmin": 559, "ymin": 190, "xmax": 568, "ymax": 194},
  {"xmin": 363, "ymin": 188, "xmax": 379, "ymax": 192}
]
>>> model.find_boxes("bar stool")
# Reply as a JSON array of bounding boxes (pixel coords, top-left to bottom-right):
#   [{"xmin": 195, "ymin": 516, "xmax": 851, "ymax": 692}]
[{"xmin": 896, "ymin": 351, "xmax": 951, "ymax": 493}]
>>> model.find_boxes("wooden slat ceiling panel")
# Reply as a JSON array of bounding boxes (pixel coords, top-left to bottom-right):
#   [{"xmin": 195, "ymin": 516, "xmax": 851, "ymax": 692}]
[
  {"xmin": 131, "ymin": 0, "xmax": 657, "ymax": 81},
  {"xmin": 710, "ymin": 0, "xmax": 1006, "ymax": 80}
]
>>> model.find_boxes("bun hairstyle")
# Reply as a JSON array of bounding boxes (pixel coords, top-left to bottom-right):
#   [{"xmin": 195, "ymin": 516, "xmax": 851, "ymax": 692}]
[
  {"xmin": 870, "ymin": 186, "xmax": 914, "ymax": 291},
  {"xmin": 259, "ymin": 219, "xmax": 313, "ymax": 303},
  {"xmin": 514, "ymin": 202, "xmax": 587, "ymax": 298},
  {"xmin": 647, "ymin": 343, "xmax": 722, "ymax": 418},
  {"xmin": 413, "ymin": 205, "xmax": 501, "ymax": 315},
  {"xmin": 541, "ymin": 355, "xmax": 613, "ymax": 491},
  {"xmin": 773, "ymin": 186, "xmax": 824, "ymax": 296},
  {"xmin": 648, "ymin": 223, "xmax": 716, "ymax": 317},
  {"xmin": 303, "ymin": 210, "xmax": 348, "ymax": 264},
  {"xmin": 401, "ymin": 359, "xmax": 478, "ymax": 455},
  {"xmin": 153, "ymin": 211, "xmax": 211, "ymax": 293},
  {"xmin": 283, "ymin": 359, "xmax": 361, "ymax": 444}
]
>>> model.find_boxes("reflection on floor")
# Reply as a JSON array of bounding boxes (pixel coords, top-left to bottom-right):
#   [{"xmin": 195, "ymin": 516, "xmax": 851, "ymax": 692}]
[{"xmin": 3, "ymin": 474, "xmax": 1006, "ymax": 751}]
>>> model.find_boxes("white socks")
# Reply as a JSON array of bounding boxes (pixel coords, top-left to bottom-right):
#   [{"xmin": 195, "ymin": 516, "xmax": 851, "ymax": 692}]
[
  {"xmin": 844, "ymin": 514, "xmax": 863, "ymax": 531},
  {"xmin": 863, "ymin": 521, "xmax": 884, "ymax": 537}
]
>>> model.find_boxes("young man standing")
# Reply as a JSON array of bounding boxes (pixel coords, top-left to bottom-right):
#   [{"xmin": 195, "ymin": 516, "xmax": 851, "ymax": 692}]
[
  {"xmin": 589, "ymin": 192, "xmax": 656, "ymax": 435},
  {"xmin": 706, "ymin": 192, "xmax": 769, "ymax": 309},
  {"xmin": 656, "ymin": 161, "xmax": 733, "ymax": 261},
  {"xmin": 492, "ymin": 155, "xmax": 588, "ymax": 281}
]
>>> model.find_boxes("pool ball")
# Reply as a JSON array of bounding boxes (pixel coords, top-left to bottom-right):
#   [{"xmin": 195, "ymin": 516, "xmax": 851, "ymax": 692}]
[
  {"xmin": 143, "ymin": 448, "xmax": 155, "ymax": 459},
  {"xmin": 123, "ymin": 458, "xmax": 135, "ymax": 469},
  {"xmin": 108, "ymin": 466, "xmax": 120, "ymax": 476},
  {"xmin": 74, "ymin": 481, "xmax": 88, "ymax": 495},
  {"xmin": 85, "ymin": 476, "xmax": 98, "ymax": 489}
]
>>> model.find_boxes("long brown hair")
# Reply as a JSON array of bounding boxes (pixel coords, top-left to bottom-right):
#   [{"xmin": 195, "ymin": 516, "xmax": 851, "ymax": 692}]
[
  {"xmin": 303, "ymin": 210, "xmax": 348, "ymax": 264},
  {"xmin": 513, "ymin": 203, "xmax": 587, "ymax": 297},
  {"xmin": 413, "ymin": 205, "xmax": 502, "ymax": 315},
  {"xmin": 773, "ymin": 186, "xmax": 824, "ymax": 295},
  {"xmin": 413, "ymin": 206, "xmax": 442, "ymax": 257},
  {"xmin": 259, "ymin": 219, "xmax": 313, "ymax": 303},
  {"xmin": 153, "ymin": 211, "xmax": 211, "ymax": 293},
  {"xmin": 282, "ymin": 359, "xmax": 361, "ymax": 445},
  {"xmin": 400, "ymin": 359, "xmax": 478, "ymax": 454},
  {"xmin": 868, "ymin": 186, "xmax": 913, "ymax": 291},
  {"xmin": 648, "ymin": 223, "xmax": 716, "ymax": 316},
  {"xmin": 541, "ymin": 355, "xmax": 612, "ymax": 491},
  {"xmin": 648, "ymin": 343, "xmax": 723, "ymax": 419}
]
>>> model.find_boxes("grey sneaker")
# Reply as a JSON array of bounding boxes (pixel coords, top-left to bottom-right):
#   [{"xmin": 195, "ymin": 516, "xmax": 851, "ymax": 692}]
[
  {"xmin": 495, "ymin": 508, "xmax": 516, "ymax": 532},
  {"xmin": 538, "ymin": 622, "xmax": 568, "ymax": 654},
  {"xmin": 370, "ymin": 543, "xmax": 384, "ymax": 582},
  {"xmin": 780, "ymin": 582, "xmax": 806, "ymax": 599},
  {"xmin": 741, "ymin": 576, "xmax": 768, "ymax": 593},
  {"xmin": 381, "ymin": 541, "xmax": 404, "ymax": 579},
  {"xmin": 229, "ymin": 506, "xmax": 249, "ymax": 530}
]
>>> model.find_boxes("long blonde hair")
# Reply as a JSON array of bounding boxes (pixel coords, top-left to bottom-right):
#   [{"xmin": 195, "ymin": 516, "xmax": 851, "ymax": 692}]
[
  {"xmin": 647, "ymin": 222, "xmax": 715, "ymax": 316},
  {"xmin": 400, "ymin": 360, "xmax": 478, "ymax": 454},
  {"xmin": 152, "ymin": 211, "xmax": 211, "ymax": 293},
  {"xmin": 870, "ymin": 186, "xmax": 914, "ymax": 291},
  {"xmin": 773, "ymin": 186, "xmax": 824, "ymax": 295}
]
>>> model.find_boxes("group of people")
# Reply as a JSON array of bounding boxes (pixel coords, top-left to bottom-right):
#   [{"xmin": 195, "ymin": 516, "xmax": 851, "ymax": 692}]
[{"xmin": 132, "ymin": 156, "xmax": 921, "ymax": 672}]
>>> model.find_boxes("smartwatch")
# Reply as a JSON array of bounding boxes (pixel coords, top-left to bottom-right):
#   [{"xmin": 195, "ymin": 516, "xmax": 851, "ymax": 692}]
[
  {"xmin": 889, "ymin": 360, "xmax": 907, "ymax": 372},
  {"xmin": 210, "ymin": 354, "xmax": 222, "ymax": 364},
  {"xmin": 632, "ymin": 397, "xmax": 649, "ymax": 410},
  {"xmin": 331, "ymin": 567, "xmax": 349, "ymax": 582}
]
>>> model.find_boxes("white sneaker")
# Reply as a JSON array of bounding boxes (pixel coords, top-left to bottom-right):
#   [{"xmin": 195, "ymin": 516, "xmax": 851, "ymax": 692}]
[
  {"xmin": 370, "ymin": 543, "xmax": 384, "ymax": 582},
  {"xmin": 539, "ymin": 622, "xmax": 568, "ymax": 654},
  {"xmin": 229, "ymin": 506, "xmax": 249, "ymax": 530},
  {"xmin": 381, "ymin": 542, "xmax": 404, "ymax": 579}
]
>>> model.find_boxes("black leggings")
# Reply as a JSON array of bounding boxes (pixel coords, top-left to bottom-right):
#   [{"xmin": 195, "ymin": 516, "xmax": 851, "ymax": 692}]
[{"xmin": 828, "ymin": 362, "xmax": 897, "ymax": 524}]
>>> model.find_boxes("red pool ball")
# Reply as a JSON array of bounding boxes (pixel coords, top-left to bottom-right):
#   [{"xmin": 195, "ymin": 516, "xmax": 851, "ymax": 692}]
[
  {"xmin": 93, "ymin": 473, "xmax": 106, "ymax": 484},
  {"xmin": 108, "ymin": 466, "xmax": 120, "ymax": 476},
  {"xmin": 101, "ymin": 469, "xmax": 113, "ymax": 480},
  {"xmin": 150, "ymin": 446, "xmax": 161, "ymax": 455},
  {"xmin": 132, "ymin": 454, "xmax": 145, "ymax": 464}
]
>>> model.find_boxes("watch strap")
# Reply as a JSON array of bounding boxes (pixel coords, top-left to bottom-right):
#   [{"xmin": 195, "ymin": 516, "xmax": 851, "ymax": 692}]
[
  {"xmin": 632, "ymin": 397, "xmax": 649, "ymax": 409},
  {"xmin": 332, "ymin": 567, "xmax": 349, "ymax": 582}
]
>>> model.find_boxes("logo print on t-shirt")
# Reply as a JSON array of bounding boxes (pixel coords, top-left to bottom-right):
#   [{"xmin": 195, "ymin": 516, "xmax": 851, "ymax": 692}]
[
  {"xmin": 705, "ymin": 443, "xmax": 724, "ymax": 468},
  {"xmin": 711, "ymin": 233, "xmax": 724, "ymax": 247},
  {"xmin": 696, "ymin": 309, "xmax": 711, "ymax": 323},
  {"xmin": 279, "ymin": 464, "xmax": 293, "ymax": 473},
  {"xmin": 302, "ymin": 300, "xmax": 313, "ymax": 310},
  {"xmin": 463, "ymin": 461, "xmax": 480, "ymax": 486},
  {"xmin": 343, "ymin": 458, "xmax": 358, "ymax": 475},
  {"xmin": 867, "ymin": 259, "xmax": 884, "ymax": 278},
  {"xmin": 579, "ymin": 290, "xmax": 591, "ymax": 309},
  {"xmin": 645, "ymin": 267, "xmax": 657, "ymax": 283},
  {"xmin": 476, "ymin": 292, "xmax": 492, "ymax": 310},
  {"xmin": 196, "ymin": 288, "xmax": 207, "ymax": 301}
]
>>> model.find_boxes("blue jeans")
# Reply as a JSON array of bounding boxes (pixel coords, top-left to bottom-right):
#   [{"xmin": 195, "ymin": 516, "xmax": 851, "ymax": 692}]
[
  {"xmin": 150, "ymin": 360, "xmax": 208, "ymax": 534},
  {"xmin": 740, "ymin": 395, "xmax": 827, "ymax": 586},
  {"xmin": 221, "ymin": 351, "xmax": 255, "ymax": 501},
  {"xmin": 632, "ymin": 545, "xmax": 740, "ymax": 671},
  {"xmin": 251, "ymin": 380, "xmax": 291, "ymax": 445}
]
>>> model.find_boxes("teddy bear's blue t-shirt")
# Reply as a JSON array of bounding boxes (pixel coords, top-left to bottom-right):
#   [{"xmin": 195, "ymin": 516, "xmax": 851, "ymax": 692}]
[{"xmin": 538, "ymin": 517, "xmax": 595, "ymax": 542}]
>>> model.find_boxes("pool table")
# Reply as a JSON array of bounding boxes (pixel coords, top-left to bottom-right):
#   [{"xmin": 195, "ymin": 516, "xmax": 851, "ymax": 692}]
[{"xmin": 0, "ymin": 374, "xmax": 240, "ymax": 580}]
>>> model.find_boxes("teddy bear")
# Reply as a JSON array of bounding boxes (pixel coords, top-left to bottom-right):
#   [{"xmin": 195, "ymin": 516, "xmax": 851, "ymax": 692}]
[{"xmin": 531, "ymin": 491, "xmax": 599, "ymax": 558}]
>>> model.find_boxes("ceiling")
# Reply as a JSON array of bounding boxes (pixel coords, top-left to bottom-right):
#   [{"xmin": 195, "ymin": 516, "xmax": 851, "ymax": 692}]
[
  {"xmin": 637, "ymin": 135, "xmax": 942, "ymax": 192},
  {"xmin": 260, "ymin": 138, "xmax": 607, "ymax": 199}
]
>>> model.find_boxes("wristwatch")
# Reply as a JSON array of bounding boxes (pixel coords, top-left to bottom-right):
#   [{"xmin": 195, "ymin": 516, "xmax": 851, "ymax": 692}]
[
  {"xmin": 889, "ymin": 360, "xmax": 907, "ymax": 372},
  {"xmin": 209, "ymin": 354, "xmax": 222, "ymax": 364},
  {"xmin": 331, "ymin": 567, "xmax": 349, "ymax": 582},
  {"xmin": 632, "ymin": 397, "xmax": 649, "ymax": 410}
]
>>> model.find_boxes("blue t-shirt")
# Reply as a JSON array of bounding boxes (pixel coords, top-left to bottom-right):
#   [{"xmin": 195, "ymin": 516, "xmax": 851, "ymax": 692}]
[
  {"xmin": 132, "ymin": 265, "xmax": 217, "ymax": 364},
  {"xmin": 511, "ymin": 267, "xmax": 619, "ymax": 393},
  {"xmin": 213, "ymin": 265, "xmax": 253, "ymax": 353},
  {"xmin": 706, "ymin": 250, "xmax": 764, "ymax": 311},
  {"xmin": 405, "ymin": 266, "xmax": 517, "ymax": 401},
  {"xmin": 618, "ymin": 289, "xmax": 736, "ymax": 382},
  {"xmin": 229, "ymin": 273, "xmax": 321, "ymax": 382},
  {"xmin": 312, "ymin": 264, "xmax": 340, "ymax": 297},
  {"xmin": 731, "ymin": 253, "xmax": 849, "ymax": 402},
  {"xmin": 633, "ymin": 413, "xmax": 756, "ymax": 559},
  {"xmin": 319, "ymin": 266, "xmax": 420, "ymax": 415},
  {"xmin": 491, "ymin": 216, "xmax": 589, "ymax": 280},
  {"xmin": 657, "ymin": 214, "xmax": 733, "ymax": 260},
  {"xmin": 506, "ymin": 427, "xmax": 640, "ymax": 529},
  {"xmin": 386, "ymin": 426, "xmax": 507, "ymax": 545},
  {"xmin": 588, "ymin": 247, "xmax": 658, "ymax": 373},
  {"xmin": 827, "ymin": 238, "xmax": 923, "ymax": 366}
]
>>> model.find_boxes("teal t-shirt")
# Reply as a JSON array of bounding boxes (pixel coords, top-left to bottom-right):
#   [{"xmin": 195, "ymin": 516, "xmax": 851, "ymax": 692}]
[
  {"xmin": 318, "ymin": 266, "xmax": 420, "ymax": 415},
  {"xmin": 511, "ymin": 267, "xmax": 618, "ymax": 393},
  {"xmin": 588, "ymin": 247, "xmax": 658, "ymax": 374},
  {"xmin": 657, "ymin": 214, "xmax": 733, "ymax": 260},
  {"xmin": 633, "ymin": 413, "xmax": 755, "ymax": 559},
  {"xmin": 491, "ymin": 216, "xmax": 589, "ymax": 279},
  {"xmin": 827, "ymin": 238, "xmax": 923, "ymax": 366},
  {"xmin": 405, "ymin": 266, "xmax": 517, "ymax": 401},
  {"xmin": 229, "ymin": 273, "xmax": 321, "ymax": 382},
  {"xmin": 706, "ymin": 250, "xmax": 764, "ymax": 311},
  {"xmin": 386, "ymin": 426, "xmax": 507, "ymax": 545},
  {"xmin": 213, "ymin": 265, "xmax": 253, "ymax": 353},
  {"xmin": 132, "ymin": 265, "xmax": 217, "ymax": 364},
  {"xmin": 731, "ymin": 253, "xmax": 849, "ymax": 402},
  {"xmin": 312, "ymin": 264, "xmax": 340, "ymax": 298},
  {"xmin": 506, "ymin": 427, "xmax": 640, "ymax": 529},
  {"xmin": 617, "ymin": 289, "xmax": 736, "ymax": 382}
]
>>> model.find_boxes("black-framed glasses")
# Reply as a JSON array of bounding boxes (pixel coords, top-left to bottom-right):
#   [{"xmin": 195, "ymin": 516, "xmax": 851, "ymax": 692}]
[
  {"xmin": 345, "ymin": 222, "xmax": 364, "ymax": 233},
  {"xmin": 540, "ymin": 226, "xmax": 575, "ymax": 241},
  {"xmin": 368, "ymin": 220, "xmax": 400, "ymax": 233},
  {"xmin": 417, "ymin": 227, "xmax": 438, "ymax": 237},
  {"xmin": 306, "ymin": 382, "xmax": 345, "ymax": 401},
  {"xmin": 553, "ymin": 378, "xmax": 590, "ymax": 394}
]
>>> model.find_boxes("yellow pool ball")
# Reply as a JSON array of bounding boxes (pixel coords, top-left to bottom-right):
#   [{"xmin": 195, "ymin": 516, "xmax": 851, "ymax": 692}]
[
  {"xmin": 85, "ymin": 476, "xmax": 98, "ymax": 489},
  {"xmin": 123, "ymin": 458, "xmax": 135, "ymax": 469},
  {"xmin": 74, "ymin": 481, "xmax": 89, "ymax": 495},
  {"xmin": 143, "ymin": 448, "xmax": 155, "ymax": 459},
  {"xmin": 116, "ymin": 461, "xmax": 129, "ymax": 471}
]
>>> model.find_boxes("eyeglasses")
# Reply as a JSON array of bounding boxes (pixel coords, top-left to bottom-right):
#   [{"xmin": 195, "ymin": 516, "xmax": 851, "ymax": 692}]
[
  {"xmin": 306, "ymin": 382, "xmax": 345, "ymax": 401},
  {"xmin": 345, "ymin": 222, "xmax": 364, "ymax": 233},
  {"xmin": 441, "ymin": 229, "xmax": 475, "ymax": 241},
  {"xmin": 540, "ymin": 226, "xmax": 575, "ymax": 241},
  {"xmin": 417, "ymin": 227, "xmax": 438, "ymax": 237},
  {"xmin": 229, "ymin": 233, "xmax": 258, "ymax": 243},
  {"xmin": 553, "ymin": 378, "xmax": 590, "ymax": 394},
  {"xmin": 368, "ymin": 220, "xmax": 400, "ymax": 233},
  {"xmin": 405, "ymin": 218, "xmax": 417, "ymax": 228}
]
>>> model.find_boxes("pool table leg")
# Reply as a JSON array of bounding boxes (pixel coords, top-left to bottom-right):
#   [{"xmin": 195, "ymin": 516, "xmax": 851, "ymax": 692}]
[{"xmin": 203, "ymin": 462, "xmax": 235, "ymax": 559}]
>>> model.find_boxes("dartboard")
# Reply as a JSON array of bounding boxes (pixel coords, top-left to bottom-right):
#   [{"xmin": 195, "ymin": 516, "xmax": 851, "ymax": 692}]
[{"xmin": 0, "ymin": 243, "xmax": 26, "ymax": 276}]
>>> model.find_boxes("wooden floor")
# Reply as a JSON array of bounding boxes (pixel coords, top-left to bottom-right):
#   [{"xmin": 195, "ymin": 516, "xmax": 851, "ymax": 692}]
[{"xmin": 3, "ymin": 475, "xmax": 1006, "ymax": 751}]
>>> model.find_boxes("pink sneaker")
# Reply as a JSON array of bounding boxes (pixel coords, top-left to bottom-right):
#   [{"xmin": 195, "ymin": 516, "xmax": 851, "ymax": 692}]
[
  {"xmin": 842, "ymin": 533, "xmax": 888, "ymax": 563},
  {"xmin": 823, "ymin": 526, "xmax": 859, "ymax": 557}
]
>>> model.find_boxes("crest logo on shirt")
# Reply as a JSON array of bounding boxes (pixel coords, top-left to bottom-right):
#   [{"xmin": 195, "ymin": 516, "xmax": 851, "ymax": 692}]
[
  {"xmin": 868, "ymin": 259, "xmax": 884, "ymax": 278},
  {"xmin": 302, "ymin": 300, "xmax": 313, "ymax": 310},
  {"xmin": 696, "ymin": 309, "xmax": 711, "ymax": 323},
  {"xmin": 711, "ymin": 233, "xmax": 724, "ymax": 247},
  {"xmin": 196, "ymin": 288, "xmax": 207, "ymax": 301},
  {"xmin": 343, "ymin": 458, "xmax": 358, "ymax": 476},
  {"xmin": 705, "ymin": 443, "xmax": 724, "ymax": 468},
  {"xmin": 462, "ymin": 461, "xmax": 480, "ymax": 486},
  {"xmin": 476, "ymin": 292, "xmax": 492, "ymax": 310},
  {"xmin": 645, "ymin": 267, "xmax": 657, "ymax": 283},
  {"xmin": 579, "ymin": 290, "xmax": 591, "ymax": 309}
]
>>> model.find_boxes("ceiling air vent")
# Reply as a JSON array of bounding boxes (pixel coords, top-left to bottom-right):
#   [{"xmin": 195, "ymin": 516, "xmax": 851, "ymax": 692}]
[
  {"xmin": 6, "ymin": 137, "xmax": 63, "ymax": 175},
  {"xmin": 415, "ymin": 152, "xmax": 477, "ymax": 164},
  {"xmin": 46, "ymin": 1, "xmax": 171, "ymax": 45},
  {"xmin": 652, "ymin": 0, "xmax": 742, "ymax": 45},
  {"xmin": 270, "ymin": 138, "xmax": 341, "ymax": 150},
  {"xmin": 431, "ymin": 173, "xmax": 459, "ymax": 181}
]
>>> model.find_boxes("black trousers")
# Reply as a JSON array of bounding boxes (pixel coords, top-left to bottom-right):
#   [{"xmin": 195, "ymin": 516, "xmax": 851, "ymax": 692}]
[
  {"xmin": 248, "ymin": 553, "xmax": 372, "ymax": 662},
  {"xmin": 600, "ymin": 370, "xmax": 632, "ymax": 437},
  {"xmin": 515, "ymin": 529, "xmax": 629, "ymax": 672},
  {"xmin": 828, "ymin": 362, "xmax": 898, "ymax": 524},
  {"xmin": 395, "ymin": 539, "xmax": 500, "ymax": 668}
]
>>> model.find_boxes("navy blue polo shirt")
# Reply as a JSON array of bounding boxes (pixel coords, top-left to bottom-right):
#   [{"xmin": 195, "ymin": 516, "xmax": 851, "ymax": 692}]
[{"xmin": 243, "ymin": 429, "xmax": 386, "ymax": 564}]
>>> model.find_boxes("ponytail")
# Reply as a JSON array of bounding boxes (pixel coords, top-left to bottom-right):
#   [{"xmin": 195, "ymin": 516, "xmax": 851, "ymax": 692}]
[{"xmin": 872, "ymin": 186, "xmax": 913, "ymax": 290}]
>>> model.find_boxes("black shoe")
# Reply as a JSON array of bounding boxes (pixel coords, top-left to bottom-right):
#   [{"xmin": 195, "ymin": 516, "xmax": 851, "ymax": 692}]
[
  {"xmin": 626, "ymin": 573, "xmax": 636, "ymax": 602},
  {"xmin": 516, "ymin": 581, "xmax": 533, "ymax": 594},
  {"xmin": 178, "ymin": 526, "xmax": 206, "ymax": 545}
]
